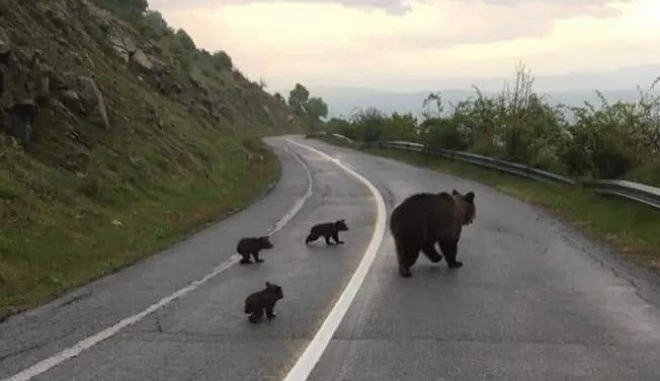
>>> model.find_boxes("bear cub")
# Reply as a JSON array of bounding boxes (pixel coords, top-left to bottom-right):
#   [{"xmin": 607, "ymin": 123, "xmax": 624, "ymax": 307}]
[
  {"xmin": 389, "ymin": 189, "xmax": 476, "ymax": 277},
  {"xmin": 236, "ymin": 236, "xmax": 274, "ymax": 264},
  {"xmin": 244, "ymin": 281, "xmax": 284, "ymax": 324},
  {"xmin": 305, "ymin": 219, "xmax": 349, "ymax": 245}
]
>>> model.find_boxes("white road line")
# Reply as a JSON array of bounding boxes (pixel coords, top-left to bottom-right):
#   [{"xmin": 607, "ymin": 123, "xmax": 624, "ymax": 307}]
[
  {"xmin": 270, "ymin": 147, "xmax": 314, "ymax": 235},
  {"xmin": 1, "ymin": 142, "xmax": 315, "ymax": 381},
  {"xmin": 282, "ymin": 139, "xmax": 387, "ymax": 381}
]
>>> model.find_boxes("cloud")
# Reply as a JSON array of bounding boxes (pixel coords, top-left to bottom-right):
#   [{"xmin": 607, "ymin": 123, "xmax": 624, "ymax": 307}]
[
  {"xmin": 148, "ymin": 0, "xmax": 660, "ymax": 92},
  {"xmin": 149, "ymin": 0, "xmax": 630, "ymax": 16},
  {"xmin": 149, "ymin": 0, "xmax": 412, "ymax": 14}
]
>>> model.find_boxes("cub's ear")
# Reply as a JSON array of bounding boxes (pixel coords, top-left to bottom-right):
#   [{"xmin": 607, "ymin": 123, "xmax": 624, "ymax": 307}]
[
  {"xmin": 452, "ymin": 189, "xmax": 459, "ymax": 196},
  {"xmin": 464, "ymin": 191, "xmax": 475, "ymax": 203},
  {"xmin": 266, "ymin": 281, "xmax": 272, "ymax": 287}
]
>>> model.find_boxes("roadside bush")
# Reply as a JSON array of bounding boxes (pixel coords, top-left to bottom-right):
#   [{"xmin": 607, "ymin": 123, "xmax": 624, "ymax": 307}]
[{"xmin": 326, "ymin": 63, "xmax": 660, "ymax": 185}]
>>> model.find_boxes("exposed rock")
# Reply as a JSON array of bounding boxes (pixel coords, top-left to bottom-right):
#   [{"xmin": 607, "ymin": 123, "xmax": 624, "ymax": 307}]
[
  {"xmin": 149, "ymin": 56, "xmax": 167, "ymax": 74},
  {"xmin": 5, "ymin": 99, "xmax": 39, "ymax": 145},
  {"xmin": 190, "ymin": 76, "xmax": 203, "ymax": 90},
  {"xmin": 77, "ymin": 76, "xmax": 110, "ymax": 130},
  {"xmin": 0, "ymin": 50, "xmax": 9, "ymax": 67},
  {"xmin": 130, "ymin": 49, "xmax": 152, "ymax": 72},
  {"xmin": 34, "ymin": 75, "xmax": 50, "ymax": 104},
  {"xmin": 0, "ymin": 28, "xmax": 10, "ymax": 96},
  {"xmin": 50, "ymin": 98, "xmax": 80, "ymax": 124},
  {"xmin": 108, "ymin": 35, "xmax": 137, "ymax": 63},
  {"xmin": 0, "ymin": 26, "xmax": 9, "ymax": 63},
  {"xmin": 58, "ymin": 89, "xmax": 84, "ymax": 114},
  {"xmin": 45, "ymin": 7, "xmax": 70, "ymax": 32}
]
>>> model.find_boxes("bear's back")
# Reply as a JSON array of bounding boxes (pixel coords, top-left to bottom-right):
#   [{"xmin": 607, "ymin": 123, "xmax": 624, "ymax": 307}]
[{"xmin": 390, "ymin": 192, "xmax": 456, "ymax": 233}]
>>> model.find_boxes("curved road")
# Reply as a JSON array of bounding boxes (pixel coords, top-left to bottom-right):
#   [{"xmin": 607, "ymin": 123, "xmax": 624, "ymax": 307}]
[{"xmin": 1, "ymin": 135, "xmax": 660, "ymax": 380}]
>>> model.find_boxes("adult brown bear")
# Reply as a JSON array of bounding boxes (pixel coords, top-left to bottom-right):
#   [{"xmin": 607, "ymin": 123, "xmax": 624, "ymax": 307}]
[{"xmin": 389, "ymin": 189, "xmax": 476, "ymax": 277}]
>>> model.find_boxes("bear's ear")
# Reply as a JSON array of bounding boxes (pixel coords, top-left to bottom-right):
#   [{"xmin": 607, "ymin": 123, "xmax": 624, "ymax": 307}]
[
  {"xmin": 464, "ymin": 191, "xmax": 475, "ymax": 204},
  {"xmin": 266, "ymin": 281, "xmax": 272, "ymax": 287}
]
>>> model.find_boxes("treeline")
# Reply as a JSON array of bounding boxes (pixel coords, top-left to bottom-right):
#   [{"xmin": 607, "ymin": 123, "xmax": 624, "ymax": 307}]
[
  {"xmin": 275, "ymin": 83, "xmax": 329, "ymax": 130},
  {"xmin": 326, "ymin": 63, "xmax": 660, "ymax": 186}
]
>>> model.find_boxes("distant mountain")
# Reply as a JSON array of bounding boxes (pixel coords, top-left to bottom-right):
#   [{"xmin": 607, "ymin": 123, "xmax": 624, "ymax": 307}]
[{"xmin": 279, "ymin": 64, "xmax": 660, "ymax": 119}]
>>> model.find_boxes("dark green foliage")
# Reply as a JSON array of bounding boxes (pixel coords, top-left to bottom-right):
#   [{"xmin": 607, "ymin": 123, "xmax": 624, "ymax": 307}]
[
  {"xmin": 273, "ymin": 92, "xmax": 286, "ymax": 104},
  {"xmin": 175, "ymin": 29, "xmax": 196, "ymax": 52},
  {"xmin": 96, "ymin": 0, "xmax": 148, "ymax": 18},
  {"xmin": 306, "ymin": 97, "xmax": 328, "ymax": 120},
  {"xmin": 138, "ymin": 10, "xmax": 173, "ymax": 39},
  {"xmin": 351, "ymin": 108, "xmax": 386, "ymax": 142},
  {"xmin": 422, "ymin": 118, "xmax": 469, "ymax": 151},
  {"xmin": 285, "ymin": 83, "xmax": 330, "ymax": 132},
  {"xmin": 288, "ymin": 83, "xmax": 311, "ymax": 115}
]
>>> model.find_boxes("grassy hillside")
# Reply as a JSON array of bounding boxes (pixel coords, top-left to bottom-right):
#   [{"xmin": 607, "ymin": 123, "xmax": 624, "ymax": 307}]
[{"xmin": 0, "ymin": 0, "xmax": 304, "ymax": 319}]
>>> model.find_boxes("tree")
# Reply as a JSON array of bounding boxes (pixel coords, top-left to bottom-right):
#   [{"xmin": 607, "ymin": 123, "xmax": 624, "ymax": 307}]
[
  {"xmin": 306, "ymin": 97, "xmax": 328, "ymax": 120},
  {"xmin": 98, "ymin": 0, "xmax": 148, "ymax": 18},
  {"xmin": 288, "ymin": 83, "xmax": 310, "ymax": 115},
  {"xmin": 273, "ymin": 92, "xmax": 286, "ymax": 104},
  {"xmin": 351, "ymin": 108, "xmax": 386, "ymax": 142},
  {"xmin": 175, "ymin": 29, "xmax": 196, "ymax": 52},
  {"xmin": 212, "ymin": 51, "xmax": 233, "ymax": 71},
  {"xmin": 140, "ymin": 10, "xmax": 173, "ymax": 38},
  {"xmin": 422, "ymin": 91, "xmax": 444, "ymax": 119}
]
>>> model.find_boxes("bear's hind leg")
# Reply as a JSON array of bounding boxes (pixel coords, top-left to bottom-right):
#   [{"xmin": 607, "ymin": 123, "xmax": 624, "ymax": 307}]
[
  {"xmin": 239, "ymin": 252, "xmax": 252, "ymax": 265},
  {"xmin": 395, "ymin": 238, "xmax": 420, "ymax": 278},
  {"xmin": 440, "ymin": 239, "xmax": 462, "ymax": 268},
  {"xmin": 251, "ymin": 250, "xmax": 264, "ymax": 263},
  {"xmin": 421, "ymin": 241, "xmax": 443, "ymax": 263},
  {"xmin": 249, "ymin": 308, "xmax": 264, "ymax": 323}
]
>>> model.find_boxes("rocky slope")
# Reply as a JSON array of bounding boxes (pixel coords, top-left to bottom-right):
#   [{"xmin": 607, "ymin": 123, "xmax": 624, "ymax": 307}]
[{"xmin": 0, "ymin": 0, "xmax": 303, "ymax": 318}]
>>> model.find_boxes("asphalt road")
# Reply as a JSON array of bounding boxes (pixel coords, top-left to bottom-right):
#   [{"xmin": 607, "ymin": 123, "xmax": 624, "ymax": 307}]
[{"xmin": 2, "ymin": 135, "xmax": 660, "ymax": 381}]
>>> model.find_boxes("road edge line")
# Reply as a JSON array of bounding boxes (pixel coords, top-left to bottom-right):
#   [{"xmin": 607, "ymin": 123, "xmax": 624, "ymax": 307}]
[{"xmin": 282, "ymin": 138, "xmax": 387, "ymax": 381}]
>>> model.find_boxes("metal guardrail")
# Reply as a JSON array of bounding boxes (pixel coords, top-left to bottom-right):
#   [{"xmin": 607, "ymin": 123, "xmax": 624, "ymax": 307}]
[
  {"xmin": 315, "ymin": 133, "xmax": 660, "ymax": 210},
  {"xmin": 582, "ymin": 179, "xmax": 660, "ymax": 210},
  {"xmin": 330, "ymin": 133, "xmax": 354, "ymax": 145},
  {"xmin": 379, "ymin": 141, "xmax": 576, "ymax": 186}
]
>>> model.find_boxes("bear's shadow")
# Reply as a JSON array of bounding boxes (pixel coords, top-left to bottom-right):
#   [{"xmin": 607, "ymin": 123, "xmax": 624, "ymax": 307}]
[
  {"xmin": 392, "ymin": 262, "xmax": 463, "ymax": 282},
  {"xmin": 304, "ymin": 241, "xmax": 345, "ymax": 251}
]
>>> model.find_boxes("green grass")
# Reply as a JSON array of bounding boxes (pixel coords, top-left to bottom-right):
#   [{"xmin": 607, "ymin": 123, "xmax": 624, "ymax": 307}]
[
  {"xmin": 359, "ymin": 146, "xmax": 660, "ymax": 273},
  {"xmin": 0, "ymin": 138, "xmax": 280, "ymax": 320}
]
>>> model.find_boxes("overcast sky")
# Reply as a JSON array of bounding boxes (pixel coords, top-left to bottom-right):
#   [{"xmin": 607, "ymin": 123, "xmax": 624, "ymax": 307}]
[{"xmin": 149, "ymin": 0, "xmax": 660, "ymax": 92}]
